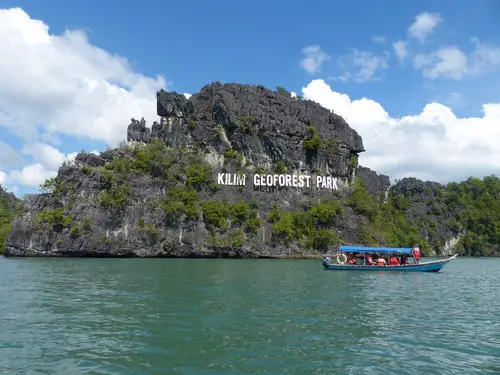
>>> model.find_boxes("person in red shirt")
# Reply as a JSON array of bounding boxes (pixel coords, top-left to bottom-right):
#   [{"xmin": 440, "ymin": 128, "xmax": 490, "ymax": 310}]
[
  {"xmin": 389, "ymin": 255, "xmax": 400, "ymax": 266},
  {"xmin": 412, "ymin": 247, "xmax": 421, "ymax": 264}
]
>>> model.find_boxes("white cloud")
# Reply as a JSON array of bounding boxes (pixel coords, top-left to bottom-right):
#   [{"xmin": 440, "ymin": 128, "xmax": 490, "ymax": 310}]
[
  {"xmin": 337, "ymin": 50, "xmax": 389, "ymax": 82},
  {"xmin": 408, "ymin": 12, "xmax": 442, "ymax": 42},
  {"xmin": 0, "ymin": 171, "xmax": 6, "ymax": 185},
  {"xmin": 0, "ymin": 7, "xmax": 165, "ymax": 147},
  {"xmin": 414, "ymin": 40, "xmax": 500, "ymax": 80},
  {"xmin": 300, "ymin": 45, "xmax": 330, "ymax": 74},
  {"xmin": 4, "ymin": 142, "xmax": 92, "ymax": 188},
  {"xmin": 302, "ymin": 79, "xmax": 500, "ymax": 183},
  {"xmin": 392, "ymin": 41, "xmax": 408, "ymax": 61},
  {"xmin": 22, "ymin": 142, "xmax": 66, "ymax": 171},
  {"xmin": 414, "ymin": 46, "xmax": 468, "ymax": 80},
  {"xmin": 183, "ymin": 93, "xmax": 192, "ymax": 99},
  {"xmin": 373, "ymin": 36, "xmax": 386, "ymax": 44},
  {"xmin": 8, "ymin": 163, "xmax": 57, "ymax": 187}
]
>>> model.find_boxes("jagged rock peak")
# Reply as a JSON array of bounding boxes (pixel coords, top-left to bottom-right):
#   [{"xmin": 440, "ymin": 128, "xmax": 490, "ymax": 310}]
[
  {"xmin": 151, "ymin": 82, "xmax": 364, "ymax": 151},
  {"xmin": 127, "ymin": 82, "xmax": 365, "ymax": 178},
  {"xmin": 356, "ymin": 166, "xmax": 391, "ymax": 196}
]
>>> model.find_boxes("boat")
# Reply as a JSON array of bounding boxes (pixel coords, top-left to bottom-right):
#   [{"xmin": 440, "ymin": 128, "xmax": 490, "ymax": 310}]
[{"xmin": 322, "ymin": 245, "xmax": 458, "ymax": 272}]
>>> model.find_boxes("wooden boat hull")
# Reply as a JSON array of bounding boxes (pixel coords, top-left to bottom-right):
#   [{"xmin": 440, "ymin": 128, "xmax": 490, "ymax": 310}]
[{"xmin": 322, "ymin": 254, "xmax": 458, "ymax": 272}]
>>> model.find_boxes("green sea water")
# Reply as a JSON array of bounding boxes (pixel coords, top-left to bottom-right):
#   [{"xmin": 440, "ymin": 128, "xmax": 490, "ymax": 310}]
[{"xmin": 0, "ymin": 256, "xmax": 499, "ymax": 375}]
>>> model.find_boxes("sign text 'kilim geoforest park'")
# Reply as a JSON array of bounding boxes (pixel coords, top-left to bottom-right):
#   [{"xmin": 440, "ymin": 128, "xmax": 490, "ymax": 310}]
[{"xmin": 217, "ymin": 173, "xmax": 339, "ymax": 190}]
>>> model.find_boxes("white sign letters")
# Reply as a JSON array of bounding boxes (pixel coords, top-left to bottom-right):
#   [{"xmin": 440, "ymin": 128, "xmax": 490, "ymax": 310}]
[{"xmin": 216, "ymin": 173, "xmax": 338, "ymax": 190}]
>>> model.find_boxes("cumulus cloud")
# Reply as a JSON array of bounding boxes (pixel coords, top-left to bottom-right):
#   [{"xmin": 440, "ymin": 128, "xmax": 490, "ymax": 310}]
[
  {"xmin": 408, "ymin": 12, "xmax": 442, "ymax": 42},
  {"xmin": 8, "ymin": 163, "xmax": 57, "ymax": 188},
  {"xmin": 414, "ymin": 40, "xmax": 500, "ymax": 80},
  {"xmin": 392, "ymin": 41, "xmax": 408, "ymax": 62},
  {"xmin": 22, "ymin": 142, "xmax": 67, "ymax": 171},
  {"xmin": 300, "ymin": 45, "xmax": 330, "ymax": 74},
  {"xmin": 0, "ymin": 7, "xmax": 165, "ymax": 147},
  {"xmin": 0, "ymin": 171, "xmax": 6, "ymax": 185},
  {"xmin": 302, "ymin": 79, "xmax": 500, "ymax": 183},
  {"xmin": 336, "ymin": 50, "xmax": 389, "ymax": 82},
  {"xmin": 5, "ymin": 143, "xmax": 84, "ymax": 187},
  {"xmin": 414, "ymin": 47, "xmax": 468, "ymax": 80}
]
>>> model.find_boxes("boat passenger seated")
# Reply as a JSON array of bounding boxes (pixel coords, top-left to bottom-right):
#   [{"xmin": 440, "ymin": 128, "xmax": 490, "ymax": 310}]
[
  {"xmin": 389, "ymin": 255, "xmax": 400, "ymax": 266},
  {"xmin": 366, "ymin": 255, "xmax": 374, "ymax": 265},
  {"xmin": 401, "ymin": 255, "xmax": 409, "ymax": 265},
  {"xmin": 376, "ymin": 257, "xmax": 387, "ymax": 266},
  {"xmin": 348, "ymin": 257, "xmax": 357, "ymax": 265}
]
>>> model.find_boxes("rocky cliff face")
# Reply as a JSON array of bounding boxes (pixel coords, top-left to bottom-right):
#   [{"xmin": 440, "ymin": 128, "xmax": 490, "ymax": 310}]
[
  {"xmin": 130, "ymin": 83, "xmax": 364, "ymax": 181},
  {"xmin": 6, "ymin": 82, "xmax": 476, "ymax": 258}
]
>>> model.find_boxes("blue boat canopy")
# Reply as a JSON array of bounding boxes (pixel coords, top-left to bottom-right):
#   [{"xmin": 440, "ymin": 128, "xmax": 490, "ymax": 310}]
[{"xmin": 339, "ymin": 245, "xmax": 414, "ymax": 254}]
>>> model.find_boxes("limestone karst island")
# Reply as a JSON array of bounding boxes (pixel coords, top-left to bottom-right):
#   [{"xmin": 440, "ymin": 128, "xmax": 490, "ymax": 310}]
[{"xmin": 1, "ymin": 83, "xmax": 499, "ymax": 257}]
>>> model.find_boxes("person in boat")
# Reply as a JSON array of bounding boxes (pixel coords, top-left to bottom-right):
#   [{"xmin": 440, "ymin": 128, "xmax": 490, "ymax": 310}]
[
  {"xmin": 348, "ymin": 256, "xmax": 357, "ymax": 265},
  {"xmin": 376, "ymin": 256, "xmax": 387, "ymax": 266},
  {"xmin": 365, "ymin": 255, "xmax": 374, "ymax": 265},
  {"xmin": 389, "ymin": 255, "xmax": 400, "ymax": 266},
  {"xmin": 412, "ymin": 247, "xmax": 421, "ymax": 264},
  {"xmin": 401, "ymin": 254, "xmax": 410, "ymax": 265}
]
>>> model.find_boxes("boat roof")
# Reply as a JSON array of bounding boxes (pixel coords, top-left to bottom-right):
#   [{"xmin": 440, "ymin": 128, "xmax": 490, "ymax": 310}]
[{"xmin": 340, "ymin": 245, "xmax": 413, "ymax": 254}]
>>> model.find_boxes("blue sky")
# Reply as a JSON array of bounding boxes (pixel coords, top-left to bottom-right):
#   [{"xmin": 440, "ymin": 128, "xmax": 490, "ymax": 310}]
[{"xmin": 1, "ymin": 0, "xmax": 500, "ymax": 197}]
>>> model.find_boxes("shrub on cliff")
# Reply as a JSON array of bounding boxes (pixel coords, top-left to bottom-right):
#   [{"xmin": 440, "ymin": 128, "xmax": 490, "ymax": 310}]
[
  {"xmin": 186, "ymin": 164, "xmax": 212, "ymax": 190},
  {"xmin": 202, "ymin": 201, "xmax": 230, "ymax": 231},
  {"xmin": 161, "ymin": 186, "xmax": 201, "ymax": 223},
  {"xmin": 0, "ymin": 187, "xmax": 23, "ymax": 253},
  {"xmin": 268, "ymin": 200, "xmax": 343, "ymax": 250},
  {"xmin": 303, "ymin": 125, "xmax": 321, "ymax": 151}
]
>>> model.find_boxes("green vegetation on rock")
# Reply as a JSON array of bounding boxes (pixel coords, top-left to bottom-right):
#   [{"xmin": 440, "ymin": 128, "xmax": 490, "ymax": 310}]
[
  {"xmin": 303, "ymin": 125, "xmax": 341, "ymax": 156},
  {"xmin": 0, "ymin": 188, "xmax": 22, "ymax": 253},
  {"xmin": 238, "ymin": 115, "xmax": 258, "ymax": 134},
  {"xmin": 223, "ymin": 148, "xmax": 244, "ymax": 166},
  {"xmin": 303, "ymin": 125, "xmax": 321, "ymax": 151},
  {"xmin": 268, "ymin": 199, "xmax": 343, "ymax": 251},
  {"xmin": 161, "ymin": 186, "xmax": 201, "ymax": 223}
]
